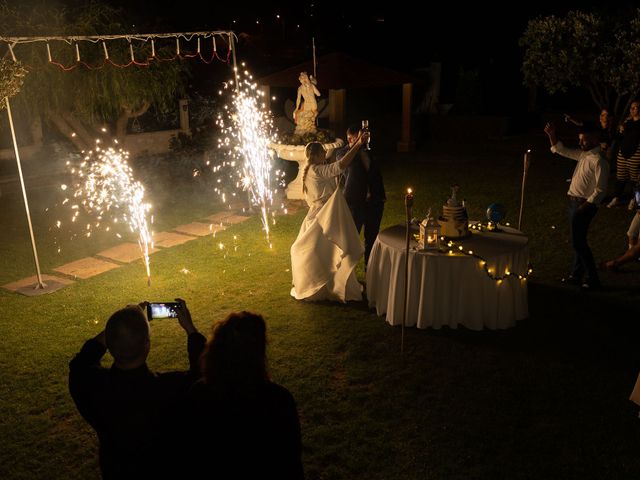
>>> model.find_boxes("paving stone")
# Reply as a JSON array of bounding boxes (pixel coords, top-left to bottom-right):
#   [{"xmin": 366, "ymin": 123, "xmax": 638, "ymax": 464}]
[
  {"xmin": 208, "ymin": 224, "xmax": 227, "ymax": 234},
  {"xmin": 282, "ymin": 205, "xmax": 302, "ymax": 215},
  {"xmin": 228, "ymin": 201, "xmax": 250, "ymax": 211},
  {"xmin": 2, "ymin": 274, "xmax": 74, "ymax": 293},
  {"xmin": 152, "ymin": 231, "xmax": 197, "ymax": 248},
  {"xmin": 223, "ymin": 215, "xmax": 251, "ymax": 225},
  {"xmin": 53, "ymin": 257, "xmax": 120, "ymax": 279},
  {"xmin": 204, "ymin": 212, "xmax": 234, "ymax": 223},
  {"xmin": 173, "ymin": 222, "xmax": 217, "ymax": 237},
  {"xmin": 96, "ymin": 243, "xmax": 158, "ymax": 263}
]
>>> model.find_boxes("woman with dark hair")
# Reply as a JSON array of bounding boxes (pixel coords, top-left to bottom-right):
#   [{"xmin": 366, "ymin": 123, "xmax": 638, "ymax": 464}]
[
  {"xmin": 181, "ymin": 312, "xmax": 304, "ymax": 479},
  {"xmin": 565, "ymin": 108, "xmax": 617, "ymax": 161},
  {"xmin": 199, "ymin": 311, "xmax": 269, "ymax": 395},
  {"xmin": 607, "ymin": 101, "xmax": 640, "ymax": 209},
  {"xmin": 290, "ymin": 132, "xmax": 368, "ymax": 302}
]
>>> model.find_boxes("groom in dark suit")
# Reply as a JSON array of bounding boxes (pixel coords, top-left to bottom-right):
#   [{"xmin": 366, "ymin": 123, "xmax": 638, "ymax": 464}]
[{"xmin": 336, "ymin": 123, "xmax": 386, "ymax": 268}]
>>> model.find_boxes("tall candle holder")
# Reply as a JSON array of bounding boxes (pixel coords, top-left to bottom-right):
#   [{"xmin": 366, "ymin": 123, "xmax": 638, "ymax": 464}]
[
  {"xmin": 518, "ymin": 149, "xmax": 531, "ymax": 231},
  {"xmin": 402, "ymin": 188, "xmax": 414, "ymax": 354}
]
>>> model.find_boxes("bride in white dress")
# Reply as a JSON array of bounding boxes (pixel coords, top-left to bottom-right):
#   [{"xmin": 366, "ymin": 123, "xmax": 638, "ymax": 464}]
[{"xmin": 290, "ymin": 132, "xmax": 369, "ymax": 302}]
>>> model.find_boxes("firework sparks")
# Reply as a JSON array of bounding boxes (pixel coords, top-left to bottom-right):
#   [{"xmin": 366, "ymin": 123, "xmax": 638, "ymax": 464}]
[
  {"xmin": 216, "ymin": 66, "xmax": 284, "ymax": 245},
  {"xmin": 59, "ymin": 143, "xmax": 153, "ymax": 285}
]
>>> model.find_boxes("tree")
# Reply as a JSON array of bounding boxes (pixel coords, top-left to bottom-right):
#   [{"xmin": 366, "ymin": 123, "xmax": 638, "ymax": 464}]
[
  {"xmin": 0, "ymin": 1, "xmax": 191, "ymax": 150},
  {"xmin": 520, "ymin": 9, "xmax": 640, "ymax": 120}
]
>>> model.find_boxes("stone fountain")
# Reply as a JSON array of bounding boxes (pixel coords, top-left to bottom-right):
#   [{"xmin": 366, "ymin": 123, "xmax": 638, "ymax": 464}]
[{"xmin": 269, "ymin": 72, "xmax": 344, "ymax": 200}]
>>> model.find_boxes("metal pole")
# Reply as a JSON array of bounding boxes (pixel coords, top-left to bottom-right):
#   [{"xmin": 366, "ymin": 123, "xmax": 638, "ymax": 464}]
[
  {"xmin": 229, "ymin": 32, "xmax": 239, "ymax": 92},
  {"xmin": 518, "ymin": 150, "xmax": 531, "ymax": 231},
  {"xmin": 6, "ymin": 96, "xmax": 46, "ymax": 288},
  {"xmin": 228, "ymin": 32, "xmax": 254, "ymax": 214},
  {"xmin": 402, "ymin": 189, "xmax": 413, "ymax": 354},
  {"xmin": 312, "ymin": 37, "xmax": 317, "ymax": 79},
  {"xmin": 312, "ymin": 37, "xmax": 318, "ymax": 128}
]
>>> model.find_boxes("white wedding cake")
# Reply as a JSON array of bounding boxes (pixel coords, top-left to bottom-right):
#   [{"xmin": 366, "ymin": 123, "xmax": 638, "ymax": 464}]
[{"xmin": 439, "ymin": 185, "xmax": 469, "ymax": 238}]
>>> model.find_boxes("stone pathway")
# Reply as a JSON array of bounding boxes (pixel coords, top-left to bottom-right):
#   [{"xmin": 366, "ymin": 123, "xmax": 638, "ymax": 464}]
[
  {"xmin": 2, "ymin": 274, "xmax": 75, "ymax": 293},
  {"xmin": 53, "ymin": 257, "xmax": 121, "ymax": 279},
  {"xmin": 152, "ymin": 231, "xmax": 195, "ymax": 248},
  {"xmin": 2, "ymin": 201, "xmax": 303, "ymax": 295},
  {"xmin": 173, "ymin": 222, "xmax": 219, "ymax": 237},
  {"xmin": 96, "ymin": 243, "xmax": 159, "ymax": 264}
]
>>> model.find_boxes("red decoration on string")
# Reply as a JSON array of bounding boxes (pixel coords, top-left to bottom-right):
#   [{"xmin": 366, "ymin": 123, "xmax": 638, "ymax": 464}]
[{"xmin": 5, "ymin": 34, "xmax": 231, "ymax": 71}]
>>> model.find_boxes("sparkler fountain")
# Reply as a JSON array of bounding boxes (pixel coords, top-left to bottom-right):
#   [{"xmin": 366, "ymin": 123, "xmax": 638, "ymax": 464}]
[
  {"xmin": 216, "ymin": 66, "xmax": 284, "ymax": 245},
  {"xmin": 61, "ymin": 141, "xmax": 153, "ymax": 285}
]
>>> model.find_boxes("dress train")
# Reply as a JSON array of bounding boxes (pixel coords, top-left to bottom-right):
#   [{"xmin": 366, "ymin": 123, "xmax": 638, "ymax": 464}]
[{"xmin": 290, "ymin": 189, "xmax": 363, "ymax": 302}]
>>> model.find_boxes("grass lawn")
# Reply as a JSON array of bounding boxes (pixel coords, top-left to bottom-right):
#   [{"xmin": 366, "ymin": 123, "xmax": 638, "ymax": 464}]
[{"xmin": 1, "ymin": 133, "xmax": 640, "ymax": 479}]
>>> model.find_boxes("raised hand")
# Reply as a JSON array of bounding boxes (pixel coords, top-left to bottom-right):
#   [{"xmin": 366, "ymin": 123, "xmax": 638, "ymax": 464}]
[{"xmin": 174, "ymin": 298, "xmax": 197, "ymax": 335}]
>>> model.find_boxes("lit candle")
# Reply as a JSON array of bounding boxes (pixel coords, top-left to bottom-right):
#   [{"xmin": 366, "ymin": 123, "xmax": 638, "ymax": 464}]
[{"xmin": 405, "ymin": 188, "xmax": 414, "ymax": 208}]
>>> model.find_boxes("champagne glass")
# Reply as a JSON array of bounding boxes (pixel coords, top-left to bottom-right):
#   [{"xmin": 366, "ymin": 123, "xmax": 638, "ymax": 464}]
[{"xmin": 362, "ymin": 119, "xmax": 371, "ymax": 150}]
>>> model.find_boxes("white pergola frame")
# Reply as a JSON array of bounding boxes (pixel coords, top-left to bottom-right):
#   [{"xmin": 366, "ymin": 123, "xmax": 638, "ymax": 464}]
[{"xmin": 2, "ymin": 30, "xmax": 238, "ymax": 292}]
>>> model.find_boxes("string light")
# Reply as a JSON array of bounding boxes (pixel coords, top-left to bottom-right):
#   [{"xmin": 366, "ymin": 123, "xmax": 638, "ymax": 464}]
[
  {"xmin": 0, "ymin": 31, "xmax": 233, "ymax": 70},
  {"xmin": 413, "ymin": 231, "xmax": 532, "ymax": 283},
  {"xmin": 470, "ymin": 221, "xmax": 512, "ymax": 233}
]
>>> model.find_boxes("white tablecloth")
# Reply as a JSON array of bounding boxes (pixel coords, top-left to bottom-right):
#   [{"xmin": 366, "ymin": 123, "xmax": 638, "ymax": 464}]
[{"xmin": 366, "ymin": 224, "xmax": 529, "ymax": 330}]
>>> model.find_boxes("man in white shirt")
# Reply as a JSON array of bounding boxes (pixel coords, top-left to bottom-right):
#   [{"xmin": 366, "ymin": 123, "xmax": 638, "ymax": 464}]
[{"xmin": 544, "ymin": 121, "xmax": 609, "ymax": 290}]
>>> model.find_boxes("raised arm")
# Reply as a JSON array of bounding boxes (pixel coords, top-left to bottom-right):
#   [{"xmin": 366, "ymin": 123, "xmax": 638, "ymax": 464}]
[
  {"xmin": 544, "ymin": 122, "xmax": 558, "ymax": 146},
  {"xmin": 68, "ymin": 330, "xmax": 108, "ymax": 426},
  {"xmin": 174, "ymin": 298, "xmax": 206, "ymax": 375},
  {"xmin": 564, "ymin": 114, "xmax": 583, "ymax": 127},
  {"xmin": 544, "ymin": 122, "xmax": 581, "ymax": 161},
  {"xmin": 336, "ymin": 132, "xmax": 368, "ymax": 170}
]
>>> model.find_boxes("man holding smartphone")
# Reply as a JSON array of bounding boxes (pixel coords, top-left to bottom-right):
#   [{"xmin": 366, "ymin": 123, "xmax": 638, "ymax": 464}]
[{"xmin": 69, "ymin": 298, "xmax": 205, "ymax": 479}]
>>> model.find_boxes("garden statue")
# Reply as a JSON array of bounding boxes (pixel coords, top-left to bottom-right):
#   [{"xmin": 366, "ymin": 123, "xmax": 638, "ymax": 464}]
[
  {"xmin": 269, "ymin": 71, "xmax": 343, "ymax": 200},
  {"xmin": 293, "ymin": 71, "xmax": 321, "ymax": 134}
]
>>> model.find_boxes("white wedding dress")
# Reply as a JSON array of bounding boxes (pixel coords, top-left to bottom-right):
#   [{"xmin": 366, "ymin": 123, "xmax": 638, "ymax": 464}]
[{"xmin": 290, "ymin": 162, "xmax": 363, "ymax": 302}]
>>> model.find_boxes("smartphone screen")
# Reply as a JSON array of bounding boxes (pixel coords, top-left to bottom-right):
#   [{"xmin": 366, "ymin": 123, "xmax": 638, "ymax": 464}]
[{"xmin": 148, "ymin": 302, "xmax": 179, "ymax": 320}]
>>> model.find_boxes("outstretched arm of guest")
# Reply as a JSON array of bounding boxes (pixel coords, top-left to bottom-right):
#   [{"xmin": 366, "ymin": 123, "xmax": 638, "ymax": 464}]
[
  {"xmin": 604, "ymin": 242, "xmax": 640, "ymax": 270},
  {"xmin": 544, "ymin": 122, "xmax": 558, "ymax": 146},
  {"xmin": 564, "ymin": 114, "xmax": 583, "ymax": 127}
]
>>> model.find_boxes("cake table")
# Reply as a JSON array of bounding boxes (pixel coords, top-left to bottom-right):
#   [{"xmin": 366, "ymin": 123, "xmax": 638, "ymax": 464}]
[{"xmin": 365, "ymin": 223, "xmax": 529, "ymax": 330}]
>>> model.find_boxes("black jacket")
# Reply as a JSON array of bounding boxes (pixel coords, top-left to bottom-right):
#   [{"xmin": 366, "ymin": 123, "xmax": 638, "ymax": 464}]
[
  {"xmin": 69, "ymin": 332, "xmax": 206, "ymax": 479},
  {"xmin": 336, "ymin": 146, "xmax": 386, "ymax": 210}
]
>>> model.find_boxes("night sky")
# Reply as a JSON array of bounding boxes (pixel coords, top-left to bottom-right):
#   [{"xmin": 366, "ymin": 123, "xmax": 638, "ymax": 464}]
[{"xmin": 9, "ymin": 0, "xmax": 639, "ymax": 114}]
